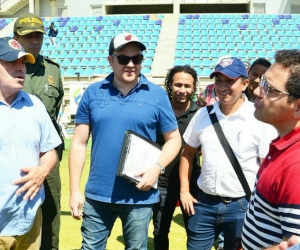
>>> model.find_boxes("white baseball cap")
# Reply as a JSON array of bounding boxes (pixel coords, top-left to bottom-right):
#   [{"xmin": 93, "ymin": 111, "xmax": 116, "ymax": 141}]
[{"xmin": 109, "ymin": 32, "xmax": 146, "ymax": 55}]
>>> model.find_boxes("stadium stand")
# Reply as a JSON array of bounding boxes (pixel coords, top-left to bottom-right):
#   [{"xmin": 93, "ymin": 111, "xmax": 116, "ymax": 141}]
[{"xmin": 15, "ymin": 12, "xmax": 297, "ymax": 80}]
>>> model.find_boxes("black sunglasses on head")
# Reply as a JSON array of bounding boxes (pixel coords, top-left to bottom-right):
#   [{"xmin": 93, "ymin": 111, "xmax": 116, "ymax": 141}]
[{"xmin": 111, "ymin": 54, "xmax": 144, "ymax": 65}]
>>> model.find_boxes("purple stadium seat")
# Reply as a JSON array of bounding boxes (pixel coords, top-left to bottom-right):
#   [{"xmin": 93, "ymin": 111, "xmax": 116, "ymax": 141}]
[
  {"xmin": 70, "ymin": 26, "xmax": 78, "ymax": 32},
  {"xmin": 57, "ymin": 17, "xmax": 63, "ymax": 22},
  {"xmin": 278, "ymin": 14, "xmax": 284, "ymax": 19},
  {"xmin": 285, "ymin": 14, "xmax": 292, "ymax": 19},
  {"xmin": 113, "ymin": 20, "xmax": 121, "ymax": 26},
  {"xmin": 272, "ymin": 19, "xmax": 280, "ymax": 25},
  {"xmin": 155, "ymin": 20, "xmax": 162, "ymax": 25},
  {"xmin": 192, "ymin": 14, "xmax": 199, "ymax": 19},
  {"xmin": 186, "ymin": 14, "xmax": 192, "ymax": 19},
  {"xmin": 178, "ymin": 19, "xmax": 185, "ymax": 24},
  {"xmin": 143, "ymin": 15, "xmax": 150, "ymax": 20},
  {"xmin": 94, "ymin": 25, "xmax": 102, "ymax": 31},
  {"xmin": 222, "ymin": 19, "xmax": 229, "ymax": 24},
  {"xmin": 239, "ymin": 24, "xmax": 247, "ymax": 30},
  {"xmin": 96, "ymin": 16, "xmax": 103, "ymax": 21},
  {"xmin": 241, "ymin": 14, "xmax": 249, "ymax": 19},
  {"xmin": 59, "ymin": 21, "xmax": 67, "ymax": 27}
]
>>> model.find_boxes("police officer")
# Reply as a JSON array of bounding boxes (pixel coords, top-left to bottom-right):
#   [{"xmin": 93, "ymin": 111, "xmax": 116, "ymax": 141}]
[{"xmin": 13, "ymin": 13, "xmax": 64, "ymax": 250}]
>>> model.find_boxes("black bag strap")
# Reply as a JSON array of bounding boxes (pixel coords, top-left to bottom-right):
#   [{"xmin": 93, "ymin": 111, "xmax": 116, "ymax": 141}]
[{"xmin": 206, "ymin": 105, "xmax": 251, "ymax": 201}]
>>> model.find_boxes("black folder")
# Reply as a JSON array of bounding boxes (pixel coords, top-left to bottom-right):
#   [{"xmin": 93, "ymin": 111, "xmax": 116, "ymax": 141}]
[{"xmin": 117, "ymin": 130, "xmax": 162, "ymax": 189}]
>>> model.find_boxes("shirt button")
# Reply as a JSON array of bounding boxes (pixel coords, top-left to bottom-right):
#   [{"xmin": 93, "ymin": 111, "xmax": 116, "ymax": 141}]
[{"xmin": 268, "ymin": 156, "xmax": 271, "ymax": 159}]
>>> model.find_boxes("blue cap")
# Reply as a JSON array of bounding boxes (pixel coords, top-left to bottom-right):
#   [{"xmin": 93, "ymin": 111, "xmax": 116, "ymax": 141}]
[
  {"xmin": 210, "ymin": 57, "xmax": 248, "ymax": 79},
  {"xmin": 0, "ymin": 37, "xmax": 35, "ymax": 64}
]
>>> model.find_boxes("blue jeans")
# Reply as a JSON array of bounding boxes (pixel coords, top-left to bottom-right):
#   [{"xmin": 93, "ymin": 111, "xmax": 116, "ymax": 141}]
[
  {"xmin": 187, "ymin": 191, "xmax": 248, "ymax": 250},
  {"xmin": 81, "ymin": 198, "xmax": 153, "ymax": 250}
]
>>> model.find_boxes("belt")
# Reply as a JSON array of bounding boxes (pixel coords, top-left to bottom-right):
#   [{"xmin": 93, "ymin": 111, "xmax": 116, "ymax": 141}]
[{"xmin": 202, "ymin": 191, "xmax": 245, "ymax": 204}]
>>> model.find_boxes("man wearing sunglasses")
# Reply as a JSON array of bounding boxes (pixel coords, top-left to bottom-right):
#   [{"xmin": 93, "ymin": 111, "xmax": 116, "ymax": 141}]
[
  {"xmin": 242, "ymin": 49, "xmax": 300, "ymax": 249},
  {"xmin": 69, "ymin": 32, "xmax": 181, "ymax": 250}
]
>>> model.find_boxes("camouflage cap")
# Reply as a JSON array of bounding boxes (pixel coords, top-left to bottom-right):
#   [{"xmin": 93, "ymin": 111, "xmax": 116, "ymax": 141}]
[{"xmin": 14, "ymin": 13, "xmax": 45, "ymax": 35}]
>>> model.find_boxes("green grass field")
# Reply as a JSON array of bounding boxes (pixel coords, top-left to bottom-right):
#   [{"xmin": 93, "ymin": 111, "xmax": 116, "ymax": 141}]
[{"xmin": 59, "ymin": 139, "xmax": 187, "ymax": 249}]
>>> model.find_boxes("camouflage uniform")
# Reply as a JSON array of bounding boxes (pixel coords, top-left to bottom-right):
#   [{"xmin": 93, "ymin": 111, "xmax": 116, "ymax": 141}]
[{"xmin": 23, "ymin": 54, "xmax": 64, "ymax": 250}]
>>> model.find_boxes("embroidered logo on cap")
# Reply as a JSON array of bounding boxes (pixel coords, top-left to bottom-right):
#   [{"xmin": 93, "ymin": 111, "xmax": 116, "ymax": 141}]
[
  {"xmin": 9, "ymin": 39, "xmax": 22, "ymax": 50},
  {"xmin": 125, "ymin": 34, "xmax": 132, "ymax": 41},
  {"xmin": 220, "ymin": 58, "xmax": 233, "ymax": 67}
]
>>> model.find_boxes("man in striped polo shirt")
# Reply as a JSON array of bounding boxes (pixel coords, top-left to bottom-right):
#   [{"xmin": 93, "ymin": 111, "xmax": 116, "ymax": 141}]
[{"xmin": 242, "ymin": 49, "xmax": 300, "ymax": 249}]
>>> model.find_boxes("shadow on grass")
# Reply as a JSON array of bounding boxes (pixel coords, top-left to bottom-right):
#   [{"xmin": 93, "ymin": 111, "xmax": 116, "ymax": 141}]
[
  {"xmin": 172, "ymin": 213, "xmax": 185, "ymax": 228},
  {"xmin": 107, "ymin": 236, "xmax": 154, "ymax": 250},
  {"xmin": 61, "ymin": 210, "xmax": 71, "ymax": 216}
]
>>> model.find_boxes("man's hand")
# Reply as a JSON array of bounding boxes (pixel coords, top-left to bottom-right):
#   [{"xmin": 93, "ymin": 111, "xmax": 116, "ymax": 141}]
[
  {"xmin": 135, "ymin": 164, "xmax": 161, "ymax": 191},
  {"xmin": 13, "ymin": 165, "xmax": 49, "ymax": 200},
  {"xmin": 70, "ymin": 191, "xmax": 84, "ymax": 220},
  {"xmin": 180, "ymin": 191, "xmax": 197, "ymax": 216}
]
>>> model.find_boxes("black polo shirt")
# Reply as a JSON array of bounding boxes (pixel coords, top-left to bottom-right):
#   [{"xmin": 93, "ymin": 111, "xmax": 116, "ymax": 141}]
[{"xmin": 157, "ymin": 101, "xmax": 201, "ymax": 191}]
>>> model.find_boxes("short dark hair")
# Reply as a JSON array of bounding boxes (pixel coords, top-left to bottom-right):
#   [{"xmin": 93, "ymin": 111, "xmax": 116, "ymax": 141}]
[
  {"xmin": 165, "ymin": 65, "xmax": 198, "ymax": 99},
  {"xmin": 249, "ymin": 58, "xmax": 271, "ymax": 71},
  {"xmin": 275, "ymin": 50, "xmax": 300, "ymax": 103}
]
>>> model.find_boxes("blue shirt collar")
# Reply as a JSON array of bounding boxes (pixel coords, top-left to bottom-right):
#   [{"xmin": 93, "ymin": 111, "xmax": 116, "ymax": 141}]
[{"xmin": 102, "ymin": 72, "xmax": 149, "ymax": 89}]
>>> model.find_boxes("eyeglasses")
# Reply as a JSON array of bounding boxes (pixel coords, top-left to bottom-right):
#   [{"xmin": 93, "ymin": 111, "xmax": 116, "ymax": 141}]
[
  {"xmin": 111, "ymin": 54, "xmax": 144, "ymax": 65},
  {"xmin": 260, "ymin": 75, "xmax": 290, "ymax": 96}
]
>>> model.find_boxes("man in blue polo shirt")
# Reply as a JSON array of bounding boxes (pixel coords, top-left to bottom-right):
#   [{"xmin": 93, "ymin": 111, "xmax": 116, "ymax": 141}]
[
  {"xmin": 69, "ymin": 32, "xmax": 181, "ymax": 250},
  {"xmin": 0, "ymin": 37, "xmax": 61, "ymax": 249}
]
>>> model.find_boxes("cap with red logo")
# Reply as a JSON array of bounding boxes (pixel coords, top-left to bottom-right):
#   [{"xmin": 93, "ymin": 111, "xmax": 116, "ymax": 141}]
[
  {"xmin": 109, "ymin": 32, "xmax": 146, "ymax": 55},
  {"xmin": 210, "ymin": 57, "xmax": 248, "ymax": 79},
  {"xmin": 0, "ymin": 37, "xmax": 35, "ymax": 64}
]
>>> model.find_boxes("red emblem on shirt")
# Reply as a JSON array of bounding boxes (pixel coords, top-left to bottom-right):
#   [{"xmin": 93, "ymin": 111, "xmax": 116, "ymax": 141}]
[{"xmin": 125, "ymin": 35, "xmax": 132, "ymax": 41}]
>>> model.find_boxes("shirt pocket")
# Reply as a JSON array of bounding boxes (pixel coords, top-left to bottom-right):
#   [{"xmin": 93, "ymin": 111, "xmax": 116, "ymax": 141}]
[{"xmin": 236, "ymin": 129, "xmax": 257, "ymax": 154}]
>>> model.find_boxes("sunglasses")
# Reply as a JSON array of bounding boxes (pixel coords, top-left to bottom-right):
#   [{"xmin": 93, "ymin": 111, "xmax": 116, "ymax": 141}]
[
  {"xmin": 111, "ymin": 54, "xmax": 144, "ymax": 65},
  {"xmin": 260, "ymin": 75, "xmax": 290, "ymax": 96}
]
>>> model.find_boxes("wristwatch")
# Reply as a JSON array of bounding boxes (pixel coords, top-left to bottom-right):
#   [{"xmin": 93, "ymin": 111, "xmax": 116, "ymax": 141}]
[{"xmin": 156, "ymin": 162, "xmax": 165, "ymax": 175}]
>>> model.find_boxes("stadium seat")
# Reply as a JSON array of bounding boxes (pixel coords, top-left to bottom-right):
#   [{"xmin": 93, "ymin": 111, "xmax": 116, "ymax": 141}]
[
  {"xmin": 93, "ymin": 68, "xmax": 103, "ymax": 75},
  {"xmin": 257, "ymin": 51, "xmax": 267, "ymax": 58},
  {"xmin": 143, "ymin": 58, "xmax": 152, "ymax": 67},
  {"xmin": 201, "ymin": 50, "xmax": 210, "ymax": 59},
  {"xmin": 254, "ymin": 44, "xmax": 263, "ymax": 51},
  {"xmin": 88, "ymin": 58, "xmax": 99, "ymax": 67},
  {"xmin": 237, "ymin": 51, "xmax": 246, "ymax": 58},
  {"xmin": 98, "ymin": 58, "xmax": 108, "ymax": 67},
  {"xmin": 80, "ymin": 58, "xmax": 90, "ymax": 67},
  {"xmin": 58, "ymin": 51, "xmax": 68, "ymax": 59},
  {"xmin": 192, "ymin": 59, "xmax": 201, "ymax": 67},
  {"xmin": 64, "ymin": 68, "xmax": 76, "ymax": 76},
  {"xmin": 247, "ymin": 51, "xmax": 257, "ymax": 59},
  {"xmin": 174, "ymin": 58, "xmax": 183, "ymax": 66},
  {"xmin": 85, "ymin": 51, "xmax": 95, "ymax": 59},
  {"xmin": 264, "ymin": 43, "xmax": 273, "ymax": 51},
  {"xmin": 239, "ymin": 24, "xmax": 247, "ymax": 30},
  {"xmin": 70, "ymin": 58, "xmax": 80, "ymax": 67},
  {"xmin": 201, "ymin": 68, "xmax": 211, "ymax": 77},
  {"xmin": 201, "ymin": 58, "xmax": 211, "ymax": 68}
]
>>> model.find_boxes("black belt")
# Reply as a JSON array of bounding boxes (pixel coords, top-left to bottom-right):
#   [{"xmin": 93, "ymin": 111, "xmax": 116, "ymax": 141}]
[{"xmin": 202, "ymin": 191, "xmax": 245, "ymax": 204}]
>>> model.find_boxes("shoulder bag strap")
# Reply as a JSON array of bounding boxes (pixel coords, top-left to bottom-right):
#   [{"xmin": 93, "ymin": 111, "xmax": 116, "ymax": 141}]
[{"xmin": 206, "ymin": 105, "xmax": 251, "ymax": 201}]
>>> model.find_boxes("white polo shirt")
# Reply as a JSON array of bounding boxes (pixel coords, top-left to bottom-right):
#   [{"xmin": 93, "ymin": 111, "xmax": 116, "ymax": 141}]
[{"xmin": 183, "ymin": 97, "xmax": 277, "ymax": 198}]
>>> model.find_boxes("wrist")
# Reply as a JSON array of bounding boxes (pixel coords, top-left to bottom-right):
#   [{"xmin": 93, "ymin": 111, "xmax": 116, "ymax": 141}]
[{"xmin": 155, "ymin": 162, "xmax": 165, "ymax": 175}]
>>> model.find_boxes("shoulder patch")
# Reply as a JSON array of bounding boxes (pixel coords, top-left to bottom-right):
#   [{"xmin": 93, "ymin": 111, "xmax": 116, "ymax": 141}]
[{"xmin": 44, "ymin": 56, "xmax": 60, "ymax": 67}]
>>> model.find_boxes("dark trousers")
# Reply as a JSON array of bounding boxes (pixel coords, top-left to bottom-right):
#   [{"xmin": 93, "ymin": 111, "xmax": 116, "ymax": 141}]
[
  {"xmin": 153, "ymin": 186, "xmax": 190, "ymax": 250},
  {"xmin": 40, "ymin": 159, "xmax": 61, "ymax": 250}
]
